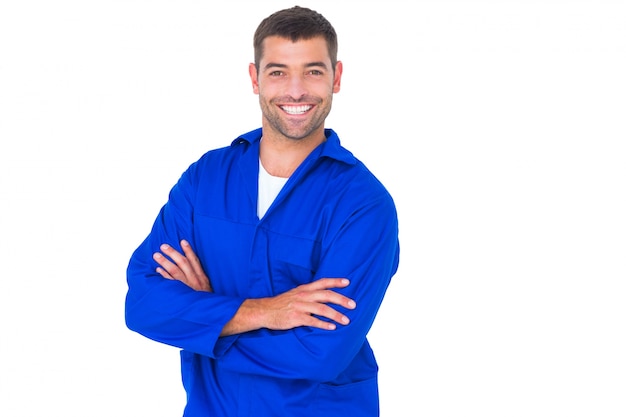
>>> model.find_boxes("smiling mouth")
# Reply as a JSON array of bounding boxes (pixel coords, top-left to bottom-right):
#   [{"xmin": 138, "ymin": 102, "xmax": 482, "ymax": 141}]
[{"xmin": 280, "ymin": 105, "xmax": 313, "ymax": 115}]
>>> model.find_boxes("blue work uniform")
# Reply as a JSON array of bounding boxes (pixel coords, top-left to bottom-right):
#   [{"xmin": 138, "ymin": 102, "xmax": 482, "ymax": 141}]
[{"xmin": 125, "ymin": 128, "xmax": 400, "ymax": 416}]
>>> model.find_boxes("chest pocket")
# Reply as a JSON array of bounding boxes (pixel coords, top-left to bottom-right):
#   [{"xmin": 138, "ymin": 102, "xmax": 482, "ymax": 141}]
[{"xmin": 267, "ymin": 232, "xmax": 321, "ymax": 293}]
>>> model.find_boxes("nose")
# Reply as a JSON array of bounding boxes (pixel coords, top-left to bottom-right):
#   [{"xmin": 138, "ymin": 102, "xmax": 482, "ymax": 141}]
[{"xmin": 285, "ymin": 74, "xmax": 307, "ymax": 100}]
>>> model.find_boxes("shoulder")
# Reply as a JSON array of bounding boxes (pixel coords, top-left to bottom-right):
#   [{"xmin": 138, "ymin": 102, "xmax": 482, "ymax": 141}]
[
  {"xmin": 189, "ymin": 129, "xmax": 262, "ymax": 173},
  {"xmin": 320, "ymin": 129, "xmax": 396, "ymax": 207}
]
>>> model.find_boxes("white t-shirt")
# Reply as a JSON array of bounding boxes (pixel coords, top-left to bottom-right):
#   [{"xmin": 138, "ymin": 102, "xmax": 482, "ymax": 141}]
[{"xmin": 257, "ymin": 159, "xmax": 288, "ymax": 218}]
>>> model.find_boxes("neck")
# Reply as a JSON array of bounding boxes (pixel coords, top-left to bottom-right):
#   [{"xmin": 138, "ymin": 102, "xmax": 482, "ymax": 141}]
[{"xmin": 259, "ymin": 130, "xmax": 326, "ymax": 178}]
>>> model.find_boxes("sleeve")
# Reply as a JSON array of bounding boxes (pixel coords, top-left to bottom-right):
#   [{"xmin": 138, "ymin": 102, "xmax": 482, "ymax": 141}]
[
  {"xmin": 124, "ymin": 160, "xmax": 244, "ymax": 358},
  {"xmin": 214, "ymin": 193, "xmax": 400, "ymax": 382}
]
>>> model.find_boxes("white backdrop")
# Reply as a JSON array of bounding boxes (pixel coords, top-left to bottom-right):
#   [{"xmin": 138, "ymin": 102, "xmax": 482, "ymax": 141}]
[{"xmin": 1, "ymin": 1, "xmax": 625, "ymax": 416}]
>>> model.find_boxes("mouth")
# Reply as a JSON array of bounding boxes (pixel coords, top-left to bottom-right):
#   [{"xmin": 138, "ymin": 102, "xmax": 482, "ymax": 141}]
[{"xmin": 280, "ymin": 104, "xmax": 313, "ymax": 115}]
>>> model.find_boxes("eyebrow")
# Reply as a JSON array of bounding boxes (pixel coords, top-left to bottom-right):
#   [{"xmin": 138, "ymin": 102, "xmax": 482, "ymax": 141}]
[{"xmin": 263, "ymin": 61, "xmax": 329, "ymax": 72}]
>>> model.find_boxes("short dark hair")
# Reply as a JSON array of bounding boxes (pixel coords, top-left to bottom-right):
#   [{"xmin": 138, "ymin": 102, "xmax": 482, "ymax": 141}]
[{"xmin": 253, "ymin": 6, "xmax": 338, "ymax": 72}]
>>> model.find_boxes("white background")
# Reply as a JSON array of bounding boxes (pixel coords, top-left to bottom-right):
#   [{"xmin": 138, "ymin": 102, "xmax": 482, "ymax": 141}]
[{"xmin": 1, "ymin": 1, "xmax": 625, "ymax": 416}]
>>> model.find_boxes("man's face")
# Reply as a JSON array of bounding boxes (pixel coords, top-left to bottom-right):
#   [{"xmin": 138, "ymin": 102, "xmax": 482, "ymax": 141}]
[{"xmin": 250, "ymin": 36, "xmax": 342, "ymax": 142}]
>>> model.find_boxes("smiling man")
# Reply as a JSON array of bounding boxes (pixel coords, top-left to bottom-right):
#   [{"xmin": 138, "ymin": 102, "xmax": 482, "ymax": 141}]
[{"xmin": 125, "ymin": 6, "xmax": 400, "ymax": 416}]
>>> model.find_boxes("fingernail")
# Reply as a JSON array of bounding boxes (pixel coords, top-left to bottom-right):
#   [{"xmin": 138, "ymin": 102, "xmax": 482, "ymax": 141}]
[
  {"xmin": 348, "ymin": 300, "xmax": 356, "ymax": 308},
  {"xmin": 161, "ymin": 243, "xmax": 170, "ymax": 250},
  {"xmin": 341, "ymin": 316, "xmax": 350, "ymax": 324},
  {"xmin": 342, "ymin": 279, "xmax": 350, "ymax": 285},
  {"xmin": 153, "ymin": 253, "xmax": 162, "ymax": 259}
]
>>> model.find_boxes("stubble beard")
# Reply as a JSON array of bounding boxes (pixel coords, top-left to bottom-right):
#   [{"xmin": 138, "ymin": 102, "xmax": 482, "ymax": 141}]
[{"xmin": 260, "ymin": 95, "xmax": 333, "ymax": 141}]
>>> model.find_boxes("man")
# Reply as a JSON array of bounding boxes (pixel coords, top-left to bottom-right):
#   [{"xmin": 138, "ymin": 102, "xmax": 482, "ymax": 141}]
[{"xmin": 125, "ymin": 6, "xmax": 400, "ymax": 416}]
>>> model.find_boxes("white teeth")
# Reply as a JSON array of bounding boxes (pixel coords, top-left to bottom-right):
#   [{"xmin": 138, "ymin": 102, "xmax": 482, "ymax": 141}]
[{"xmin": 281, "ymin": 105, "xmax": 312, "ymax": 115}]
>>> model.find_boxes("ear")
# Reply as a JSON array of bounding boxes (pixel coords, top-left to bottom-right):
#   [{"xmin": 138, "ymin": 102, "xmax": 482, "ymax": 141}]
[
  {"xmin": 249, "ymin": 63, "xmax": 259, "ymax": 94},
  {"xmin": 333, "ymin": 61, "xmax": 343, "ymax": 93}
]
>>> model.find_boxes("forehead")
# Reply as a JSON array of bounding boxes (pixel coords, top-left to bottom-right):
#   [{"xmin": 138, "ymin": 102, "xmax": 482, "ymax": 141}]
[{"xmin": 260, "ymin": 35, "xmax": 331, "ymax": 66}]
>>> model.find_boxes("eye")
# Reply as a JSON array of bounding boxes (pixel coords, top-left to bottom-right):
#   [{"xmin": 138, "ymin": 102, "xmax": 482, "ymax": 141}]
[
  {"xmin": 308, "ymin": 70, "xmax": 323, "ymax": 76},
  {"xmin": 269, "ymin": 70, "xmax": 284, "ymax": 77}
]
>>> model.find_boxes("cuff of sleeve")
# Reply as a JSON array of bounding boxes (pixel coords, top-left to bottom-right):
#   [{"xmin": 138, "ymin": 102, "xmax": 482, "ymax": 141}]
[{"xmin": 213, "ymin": 334, "xmax": 239, "ymax": 357}]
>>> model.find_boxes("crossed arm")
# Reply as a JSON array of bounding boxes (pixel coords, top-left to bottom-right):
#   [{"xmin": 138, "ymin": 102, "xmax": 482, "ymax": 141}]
[{"xmin": 152, "ymin": 240, "xmax": 357, "ymax": 337}]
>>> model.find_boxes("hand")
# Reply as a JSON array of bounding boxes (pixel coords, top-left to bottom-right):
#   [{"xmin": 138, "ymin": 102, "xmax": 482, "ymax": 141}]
[
  {"xmin": 222, "ymin": 278, "xmax": 357, "ymax": 335},
  {"xmin": 153, "ymin": 240, "xmax": 212, "ymax": 292}
]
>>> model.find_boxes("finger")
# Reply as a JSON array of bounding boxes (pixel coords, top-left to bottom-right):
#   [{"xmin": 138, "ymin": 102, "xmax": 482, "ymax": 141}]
[
  {"xmin": 162, "ymin": 242, "xmax": 210, "ymax": 291},
  {"xmin": 319, "ymin": 289, "xmax": 357, "ymax": 310},
  {"xmin": 180, "ymin": 240, "xmax": 214, "ymax": 292},
  {"xmin": 294, "ymin": 307, "xmax": 348, "ymax": 330},
  {"xmin": 180, "ymin": 240, "xmax": 205, "ymax": 277},
  {"xmin": 293, "ymin": 287, "xmax": 356, "ymax": 310},
  {"xmin": 304, "ymin": 302, "xmax": 351, "ymax": 326},
  {"xmin": 160, "ymin": 243, "xmax": 195, "ymax": 278},
  {"xmin": 303, "ymin": 315, "xmax": 340, "ymax": 331},
  {"xmin": 155, "ymin": 266, "xmax": 174, "ymax": 279},
  {"xmin": 307, "ymin": 277, "xmax": 351, "ymax": 291},
  {"xmin": 153, "ymin": 252, "xmax": 185, "ymax": 281}
]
